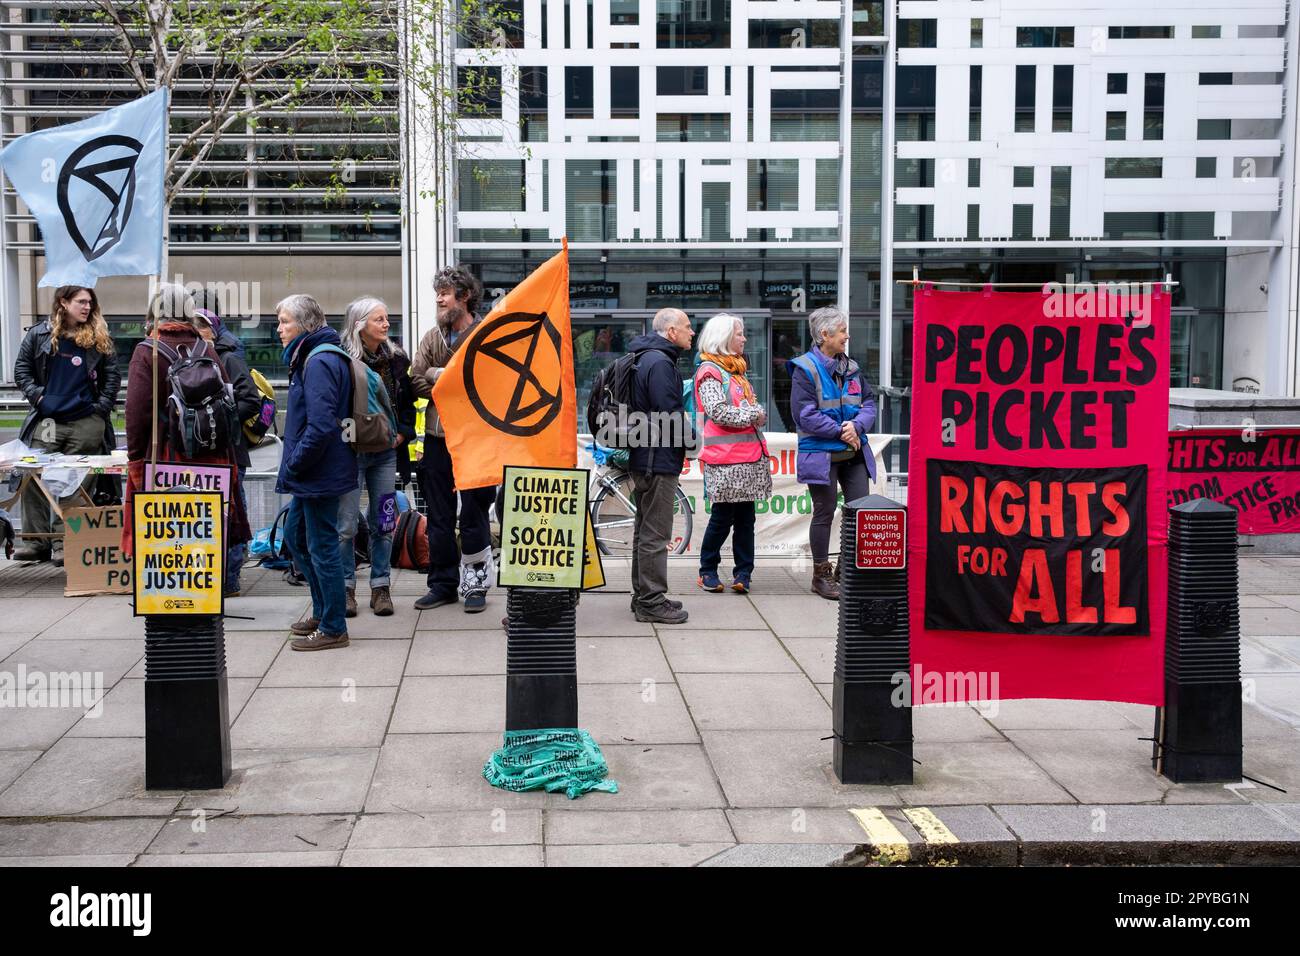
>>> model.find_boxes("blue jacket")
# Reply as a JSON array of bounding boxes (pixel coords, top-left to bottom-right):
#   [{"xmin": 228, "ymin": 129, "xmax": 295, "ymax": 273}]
[
  {"xmin": 627, "ymin": 332, "xmax": 691, "ymax": 477},
  {"xmin": 787, "ymin": 346, "xmax": 877, "ymax": 486},
  {"xmin": 276, "ymin": 325, "xmax": 358, "ymax": 498}
]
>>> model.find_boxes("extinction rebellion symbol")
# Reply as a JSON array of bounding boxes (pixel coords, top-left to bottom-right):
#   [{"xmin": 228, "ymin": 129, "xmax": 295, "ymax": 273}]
[
  {"xmin": 56, "ymin": 134, "xmax": 143, "ymax": 262},
  {"xmin": 462, "ymin": 311, "xmax": 565, "ymax": 437}
]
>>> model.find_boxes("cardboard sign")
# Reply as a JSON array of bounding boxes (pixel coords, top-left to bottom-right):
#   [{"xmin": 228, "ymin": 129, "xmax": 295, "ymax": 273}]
[
  {"xmin": 582, "ymin": 511, "xmax": 606, "ymax": 590},
  {"xmin": 855, "ymin": 509, "xmax": 906, "ymax": 570},
  {"xmin": 498, "ymin": 466, "xmax": 589, "ymax": 589},
  {"xmin": 907, "ymin": 287, "xmax": 1170, "ymax": 705},
  {"xmin": 63, "ymin": 505, "xmax": 132, "ymax": 596},
  {"xmin": 132, "ymin": 491, "xmax": 224, "ymax": 616},
  {"xmin": 1168, "ymin": 428, "xmax": 1300, "ymax": 533},
  {"xmin": 144, "ymin": 462, "xmax": 233, "ymax": 498}
]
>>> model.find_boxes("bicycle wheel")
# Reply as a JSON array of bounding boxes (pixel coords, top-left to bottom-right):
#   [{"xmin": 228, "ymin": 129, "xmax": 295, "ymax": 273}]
[
  {"xmin": 590, "ymin": 470, "xmax": 695, "ymax": 556},
  {"xmin": 668, "ymin": 485, "xmax": 694, "ymax": 555}
]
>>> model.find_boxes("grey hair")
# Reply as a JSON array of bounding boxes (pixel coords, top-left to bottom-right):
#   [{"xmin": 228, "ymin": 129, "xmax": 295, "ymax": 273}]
[
  {"xmin": 652, "ymin": 307, "xmax": 687, "ymax": 333},
  {"xmin": 145, "ymin": 282, "xmax": 198, "ymax": 333},
  {"xmin": 695, "ymin": 312, "xmax": 743, "ymax": 356},
  {"xmin": 808, "ymin": 306, "xmax": 848, "ymax": 347},
  {"xmin": 275, "ymin": 293, "xmax": 327, "ymax": 334},
  {"xmin": 341, "ymin": 296, "xmax": 391, "ymax": 359}
]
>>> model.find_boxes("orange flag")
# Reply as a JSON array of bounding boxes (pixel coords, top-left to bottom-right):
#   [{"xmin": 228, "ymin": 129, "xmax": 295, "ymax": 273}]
[{"xmin": 433, "ymin": 240, "xmax": 576, "ymax": 490}]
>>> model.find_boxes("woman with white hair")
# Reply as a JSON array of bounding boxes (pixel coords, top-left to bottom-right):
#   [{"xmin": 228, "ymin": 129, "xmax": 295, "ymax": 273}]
[
  {"xmin": 788, "ymin": 306, "xmax": 877, "ymax": 600},
  {"xmin": 692, "ymin": 313, "xmax": 771, "ymax": 594},
  {"xmin": 336, "ymin": 296, "xmax": 417, "ymax": 617}
]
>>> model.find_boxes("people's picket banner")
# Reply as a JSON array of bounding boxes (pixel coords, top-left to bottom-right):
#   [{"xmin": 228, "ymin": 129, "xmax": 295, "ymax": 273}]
[
  {"xmin": 0, "ymin": 88, "xmax": 167, "ymax": 287},
  {"xmin": 434, "ymin": 240, "xmax": 577, "ymax": 490},
  {"xmin": 907, "ymin": 285, "xmax": 1170, "ymax": 704},
  {"xmin": 1168, "ymin": 428, "xmax": 1300, "ymax": 533}
]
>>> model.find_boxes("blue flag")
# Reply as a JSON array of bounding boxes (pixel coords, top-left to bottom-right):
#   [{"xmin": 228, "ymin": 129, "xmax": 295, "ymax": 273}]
[{"xmin": 0, "ymin": 88, "xmax": 168, "ymax": 288}]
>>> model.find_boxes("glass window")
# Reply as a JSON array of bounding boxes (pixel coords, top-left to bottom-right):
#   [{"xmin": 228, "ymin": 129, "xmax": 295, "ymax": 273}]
[
  {"xmin": 968, "ymin": 158, "xmax": 980, "ymax": 187},
  {"xmin": 1107, "ymin": 73, "xmax": 1127, "ymax": 95},
  {"xmin": 1014, "ymin": 166, "xmax": 1034, "ymax": 187},
  {"xmin": 566, "ymin": 160, "xmax": 615, "ymax": 240},
  {"xmin": 1012, "ymin": 204, "xmax": 1033, "ymax": 239},
  {"xmin": 1015, "ymin": 66, "xmax": 1035, "ymax": 132},
  {"xmin": 749, "ymin": 19, "xmax": 839, "ymax": 48},
  {"xmin": 970, "ymin": 18, "xmax": 982, "ymax": 48},
  {"xmin": 1196, "ymin": 157, "xmax": 1217, "ymax": 178},
  {"xmin": 657, "ymin": 0, "xmax": 729, "ymax": 48},
  {"xmin": 1108, "ymin": 26, "xmax": 1174, "ymax": 39},
  {"xmin": 1049, "ymin": 167, "xmax": 1071, "ymax": 239},
  {"xmin": 1017, "ymin": 26, "xmax": 1074, "ymax": 47},
  {"xmin": 1105, "ymin": 158, "xmax": 1162, "ymax": 178},
  {"xmin": 898, "ymin": 19, "xmax": 937, "ymax": 48},
  {"xmin": 894, "ymin": 205, "xmax": 933, "ymax": 241},
  {"xmin": 1192, "ymin": 26, "xmax": 1221, "ymax": 39},
  {"xmin": 1106, "ymin": 111, "xmax": 1126, "ymax": 140},
  {"xmin": 565, "ymin": 66, "xmax": 594, "ymax": 118},
  {"xmin": 966, "ymin": 204, "xmax": 979, "ymax": 241},
  {"xmin": 1198, "ymin": 119, "xmax": 1231, "ymax": 140},
  {"xmin": 656, "ymin": 66, "xmax": 708, "ymax": 95}
]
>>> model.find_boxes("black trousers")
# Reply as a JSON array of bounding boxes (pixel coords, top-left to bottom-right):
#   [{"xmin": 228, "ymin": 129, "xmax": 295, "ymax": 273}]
[{"xmin": 419, "ymin": 435, "xmax": 496, "ymax": 596}]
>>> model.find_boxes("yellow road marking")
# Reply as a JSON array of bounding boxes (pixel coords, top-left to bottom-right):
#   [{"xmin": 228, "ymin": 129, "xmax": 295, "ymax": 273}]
[
  {"xmin": 849, "ymin": 807, "xmax": 911, "ymax": 864},
  {"xmin": 903, "ymin": 807, "xmax": 959, "ymax": 845}
]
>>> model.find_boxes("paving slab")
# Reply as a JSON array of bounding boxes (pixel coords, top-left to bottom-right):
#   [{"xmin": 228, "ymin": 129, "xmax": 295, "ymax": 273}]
[
  {"xmin": 993, "ymin": 803, "xmax": 1300, "ymax": 844},
  {"xmin": 405, "ymin": 631, "xmax": 505, "ymax": 676},
  {"xmin": 1002, "ymin": 729, "xmax": 1170, "ymax": 803},
  {"xmin": 1242, "ymin": 605, "xmax": 1300, "ymax": 637},
  {"xmin": 1245, "ymin": 673, "xmax": 1300, "ymax": 727},
  {"xmin": 658, "ymin": 630, "xmax": 799, "ymax": 674},
  {"xmin": 366, "ymin": 733, "xmax": 545, "ymax": 812},
  {"xmin": 702, "ymin": 730, "xmax": 898, "ymax": 808},
  {"xmin": 341, "ymin": 845, "xmax": 542, "ymax": 866},
  {"xmin": 678, "ymin": 673, "xmax": 829, "ymax": 731},
  {"xmin": 780, "ymin": 637, "xmax": 836, "ymax": 684},
  {"xmin": 348, "ymin": 810, "xmax": 541, "ymax": 848},
  {"xmin": 0, "ymin": 817, "xmax": 167, "ymax": 856},
  {"xmin": 231, "ymin": 686, "xmax": 397, "ymax": 749},
  {"xmin": 146, "ymin": 814, "xmax": 355, "ymax": 855},
  {"xmin": 544, "ymin": 809, "xmax": 731, "ymax": 845},
  {"xmin": 749, "ymin": 594, "xmax": 838, "ymax": 638},
  {"xmin": 726, "ymin": 807, "xmax": 878, "ymax": 845},
  {"xmin": 35, "ymin": 598, "xmax": 137, "ymax": 640},
  {"xmin": 135, "ymin": 851, "xmax": 341, "ymax": 866},
  {"xmin": 895, "ymin": 741, "xmax": 1076, "ymax": 806},
  {"xmin": 579, "ymin": 682, "xmax": 698, "ymax": 744},
  {"xmin": 223, "ymin": 596, "xmax": 312, "ymax": 632},
  {"xmin": 662, "ymin": 596, "xmax": 768, "ymax": 631},
  {"xmin": 416, "ymin": 603, "xmax": 519, "ymax": 632},
  {"xmin": 1243, "ymin": 641, "xmax": 1299, "ymax": 673},
  {"xmin": 0, "ymin": 738, "xmax": 182, "ymax": 817},
  {"xmin": 984, "ymin": 698, "xmax": 1143, "ymax": 731},
  {"xmin": 0, "ymin": 752, "xmax": 41, "ymax": 793},
  {"xmin": 546, "ymin": 842, "xmax": 734, "ymax": 866},
  {"xmin": 912, "ymin": 704, "xmax": 1004, "ymax": 742},
  {"xmin": 0, "ymin": 634, "xmax": 32, "ymax": 662},
  {"xmin": 262, "ymin": 638, "xmax": 410, "ymax": 687},
  {"xmin": 334, "ymin": 603, "xmax": 420, "ymax": 641},
  {"xmin": 577, "ymin": 637, "xmax": 673, "ymax": 683},
  {"xmin": 178, "ymin": 748, "xmax": 380, "ymax": 815},
  {"xmin": 67, "ymin": 677, "xmax": 258, "ymax": 738},
  {"xmin": 591, "ymin": 743, "xmax": 727, "ymax": 810},
  {"xmin": 0, "ymin": 854, "xmax": 138, "ymax": 867},
  {"xmin": 699, "ymin": 843, "xmax": 854, "ymax": 867},
  {"xmin": 0, "ymin": 599, "xmax": 82, "ymax": 636},
  {"xmin": 574, "ymin": 593, "xmax": 656, "ymax": 636},
  {"xmin": 1252, "ymin": 635, "xmax": 1300, "ymax": 665},
  {"xmin": 0, "ymin": 638, "xmax": 142, "ymax": 688},
  {"xmin": 389, "ymin": 675, "xmax": 501, "ymax": 734}
]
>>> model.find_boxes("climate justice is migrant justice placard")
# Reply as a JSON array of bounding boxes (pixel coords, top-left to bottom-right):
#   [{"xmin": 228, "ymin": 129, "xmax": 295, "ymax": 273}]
[
  {"xmin": 132, "ymin": 491, "xmax": 224, "ymax": 616},
  {"xmin": 1168, "ymin": 428, "xmax": 1300, "ymax": 534},
  {"xmin": 907, "ymin": 286, "xmax": 1170, "ymax": 704}
]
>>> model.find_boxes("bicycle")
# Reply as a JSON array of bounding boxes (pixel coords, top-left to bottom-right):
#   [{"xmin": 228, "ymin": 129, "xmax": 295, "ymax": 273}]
[{"xmin": 587, "ymin": 443, "xmax": 694, "ymax": 556}]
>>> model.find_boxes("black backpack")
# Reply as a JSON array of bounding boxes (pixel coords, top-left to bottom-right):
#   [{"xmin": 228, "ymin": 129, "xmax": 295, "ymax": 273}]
[
  {"xmin": 586, "ymin": 348, "xmax": 648, "ymax": 447},
  {"xmin": 145, "ymin": 339, "xmax": 239, "ymax": 458}
]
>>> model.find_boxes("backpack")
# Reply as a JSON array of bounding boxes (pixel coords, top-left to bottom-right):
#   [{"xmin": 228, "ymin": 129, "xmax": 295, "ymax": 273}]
[
  {"xmin": 307, "ymin": 344, "xmax": 397, "ymax": 454},
  {"xmin": 391, "ymin": 508, "xmax": 429, "ymax": 572},
  {"xmin": 586, "ymin": 348, "xmax": 648, "ymax": 447},
  {"xmin": 243, "ymin": 368, "xmax": 278, "ymax": 446},
  {"xmin": 145, "ymin": 339, "xmax": 239, "ymax": 458},
  {"xmin": 252, "ymin": 504, "xmax": 295, "ymax": 571},
  {"xmin": 683, "ymin": 361, "xmax": 730, "ymax": 420}
]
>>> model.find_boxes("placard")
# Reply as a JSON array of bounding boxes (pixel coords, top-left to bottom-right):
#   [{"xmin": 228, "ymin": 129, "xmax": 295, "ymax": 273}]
[
  {"xmin": 144, "ymin": 462, "xmax": 233, "ymax": 498},
  {"xmin": 498, "ymin": 466, "xmax": 589, "ymax": 589},
  {"xmin": 855, "ymin": 508, "xmax": 906, "ymax": 570},
  {"xmin": 1168, "ymin": 428, "xmax": 1300, "ymax": 533},
  {"xmin": 907, "ymin": 286, "xmax": 1170, "ymax": 705},
  {"xmin": 582, "ymin": 511, "xmax": 606, "ymax": 590},
  {"xmin": 63, "ymin": 505, "xmax": 132, "ymax": 596},
  {"xmin": 132, "ymin": 491, "xmax": 224, "ymax": 616}
]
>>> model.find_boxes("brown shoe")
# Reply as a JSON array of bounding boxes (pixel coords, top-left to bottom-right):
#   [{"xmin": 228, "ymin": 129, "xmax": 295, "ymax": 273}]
[
  {"xmin": 291, "ymin": 630, "xmax": 349, "ymax": 652},
  {"xmin": 370, "ymin": 586, "xmax": 394, "ymax": 616},
  {"xmin": 345, "ymin": 588, "xmax": 358, "ymax": 618},
  {"xmin": 290, "ymin": 617, "xmax": 320, "ymax": 636},
  {"xmin": 811, "ymin": 561, "xmax": 840, "ymax": 601}
]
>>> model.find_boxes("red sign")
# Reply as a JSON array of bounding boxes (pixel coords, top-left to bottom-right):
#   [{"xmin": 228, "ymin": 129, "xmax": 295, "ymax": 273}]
[
  {"xmin": 907, "ymin": 286, "xmax": 1171, "ymax": 705},
  {"xmin": 856, "ymin": 509, "xmax": 906, "ymax": 569},
  {"xmin": 1168, "ymin": 428, "xmax": 1300, "ymax": 533}
]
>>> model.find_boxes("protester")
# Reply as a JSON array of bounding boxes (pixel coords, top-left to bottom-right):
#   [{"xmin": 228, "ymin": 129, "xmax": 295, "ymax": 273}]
[
  {"xmin": 788, "ymin": 306, "xmax": 877, "ymax": 600},
  {"xmin": 275, "ymin": 294, "xmax": 358, "ymax": 650},
  {"xmin": 693, "ymin": 313, "xmax": 771, "ymax": 594},
  {"xmin": 410, "ymin": 265, "xmax": 497, "ymax": 614},
  {"xmin": 626, "ymin": 308, "xmax": 695, "ymax": 624},
  {"xmin": 195, "ymin": 301, "xmax": 261, "ymax": 598},
  {"xmin": 13, "ymin": 286, "xmax": 121, "ymax": 565},
  {"xmin": 121, "ymin": 283, "xmax": 251, "ymax": 559},
  {"xmin": 338, "ymin": 296, "xmax": 416, "ymax": 617}
]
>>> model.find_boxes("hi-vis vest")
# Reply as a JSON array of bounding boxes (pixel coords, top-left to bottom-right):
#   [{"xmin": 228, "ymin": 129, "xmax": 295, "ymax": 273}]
[
  {"xmin": 791, "ymin": 351, "xmax": 862, "ymax": 454},
  {"xmin": 411, "ymin": 397, "xmax": 428, "ymax": 460},
  {"xmin": 694, "ymin": 362, "xmax": 769, "ymax": 466}
]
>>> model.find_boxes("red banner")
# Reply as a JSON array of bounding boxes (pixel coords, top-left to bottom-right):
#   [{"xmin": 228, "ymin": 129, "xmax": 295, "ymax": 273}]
[
  {"xmin": 907, "ymin": 286, "xmax": 1170, "ymax": 705},
  {"xmin": 1168, "ymin": 428, "xmax": 1300, "ymax": 533}
]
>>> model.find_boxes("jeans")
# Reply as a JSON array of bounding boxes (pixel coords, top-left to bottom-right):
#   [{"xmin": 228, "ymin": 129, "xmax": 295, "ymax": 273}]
[
  {"xmin": 808, "ymin": 453, "xmax": 871, "ymax": 563},
  {"xmin": 226, "ymin": 466, "xmax": 248, "ymax": 591},
  {"xmin": 630, "ymin": 472, "xmax": 677, "ymax": 610},
  {"xmin": 339, "ymin": 448, "xmax": 397, "ymax": 588},
  {"xmin": 284, "ymin": 495, "xmax": 347, "ymax": 636},
  {"xmin": 419, "ymin": 435, "xmax": 495, "ymax": 597},
  {"xmin": 699, "ymin": 501, "xmax": 756, "ymax": 580}
]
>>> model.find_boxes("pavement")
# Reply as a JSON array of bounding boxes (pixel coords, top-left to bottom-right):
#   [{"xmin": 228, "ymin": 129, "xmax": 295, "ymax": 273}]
[{"xmin": 1, "ymin": 553, "xmax": 1299, "ymax": 867}]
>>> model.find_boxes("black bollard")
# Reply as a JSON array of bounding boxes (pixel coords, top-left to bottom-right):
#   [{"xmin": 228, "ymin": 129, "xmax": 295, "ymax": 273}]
[
  {"xmin": 505, "ymin": 587, "xmax": 578, "ymax": 730},
  {"xmin": 833, "ymin": 494, "xmax": 913, "ymax": 784},
  {"xmin": 1156, "ymin": 498, "xmax": 1242, "ymax": 783},
  {"xmin": 144, "ymin": 614, "xmax": 231, "ymax": 789}
]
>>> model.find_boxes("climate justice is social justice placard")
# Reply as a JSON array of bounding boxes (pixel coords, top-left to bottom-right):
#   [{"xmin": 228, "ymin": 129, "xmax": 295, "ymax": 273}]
[{"xmin": 907, "ymin": 285, "xmax": 1171, "ymax": 704}]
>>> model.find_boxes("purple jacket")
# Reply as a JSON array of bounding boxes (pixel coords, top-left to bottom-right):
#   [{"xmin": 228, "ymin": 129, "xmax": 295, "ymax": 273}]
[{"xmin": 787, "ymin": 346, "xmax": 878, "ymax": 485}]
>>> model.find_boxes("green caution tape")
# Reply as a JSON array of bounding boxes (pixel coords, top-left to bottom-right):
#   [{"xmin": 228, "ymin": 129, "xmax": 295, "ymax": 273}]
[{"xmin": 483, "ymin": 728, "xmax": 619, "ymax": 800}]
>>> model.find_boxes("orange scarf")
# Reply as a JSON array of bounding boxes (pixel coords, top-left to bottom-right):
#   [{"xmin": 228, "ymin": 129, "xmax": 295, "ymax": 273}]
[{"xmin": 700, "ymin": 352, "xmax": 756, "ymax": 403}]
